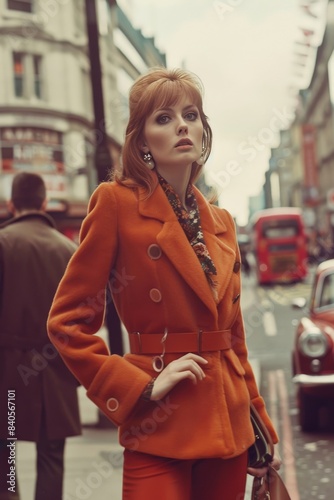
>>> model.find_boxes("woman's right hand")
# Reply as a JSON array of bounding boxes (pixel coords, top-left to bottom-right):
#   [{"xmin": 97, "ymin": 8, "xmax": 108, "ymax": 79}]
[{"xmin": 150, "ymin": 353, "xmax": 208, "ymax": 401}]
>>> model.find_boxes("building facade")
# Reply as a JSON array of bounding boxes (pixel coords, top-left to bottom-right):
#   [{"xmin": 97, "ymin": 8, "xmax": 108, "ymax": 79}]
[
  {"xmin": 266, "ymin": 0, "xmax": 334, "ymax": 242},
  {"xmin": 0, "ymin": 0, "xmax": 166, "ymax": 234}
]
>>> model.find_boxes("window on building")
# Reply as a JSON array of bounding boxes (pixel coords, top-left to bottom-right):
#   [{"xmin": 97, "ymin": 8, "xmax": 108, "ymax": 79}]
[
  {"xmin": 7, "ymin": 0, "xmax": 33, "ymax": 13},
  {"xmin": 13, "ymin": 52, "xmax": 25, "ymax": 97},
  {"xmin": 33, "ymin": 55, "xmax": 42, "ymax": 99},
  {"xmin": 13, "ymin": 52, "xmax": 44, "ymax": 100}
]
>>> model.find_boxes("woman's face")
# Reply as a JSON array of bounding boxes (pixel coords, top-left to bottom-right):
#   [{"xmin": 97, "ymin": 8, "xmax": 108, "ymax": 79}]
[{"xmin": 142, "ymin": 95, "xmax": 204, "ymax": 171}]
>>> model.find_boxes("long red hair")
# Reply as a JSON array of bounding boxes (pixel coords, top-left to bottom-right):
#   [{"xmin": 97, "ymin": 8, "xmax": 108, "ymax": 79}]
[{"xmin": 112, "ymin": 67, "xmax": 213, "ymax": 195}]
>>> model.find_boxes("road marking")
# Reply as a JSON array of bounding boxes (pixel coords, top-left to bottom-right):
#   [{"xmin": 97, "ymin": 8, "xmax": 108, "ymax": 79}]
[
  {"xmin": 262, "ymin": 310, "xmax": 277, "ymax": 336},
  {"xmin": 267, "ymin": 369, "xmax": 300, "ymax": 500},
  {"xmin": 268, "ymin": 370, "xmax": 279, "ymax": 427},
  {"xmin": 276, "ymin": 369, "xmax": 300, "ymax": 500},
  {"xmin": 268, "ymin": 282, "xmax": 312, "ymax": 306}
]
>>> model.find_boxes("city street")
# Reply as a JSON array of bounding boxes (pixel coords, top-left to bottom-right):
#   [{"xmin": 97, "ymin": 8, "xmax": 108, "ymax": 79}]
[{"xmin": 14, "ymin": 266, "xmax": 334, "ymax": 500}]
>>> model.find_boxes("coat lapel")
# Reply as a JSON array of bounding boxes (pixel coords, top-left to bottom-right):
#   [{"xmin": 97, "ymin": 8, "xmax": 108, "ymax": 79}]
[
  {"xmin": 193, "ymin": 188, "xmax": 237, "ymax": 305},
  {"xmin": 137, "ymin": 184, "xmax": 236, "ymax": 316}
]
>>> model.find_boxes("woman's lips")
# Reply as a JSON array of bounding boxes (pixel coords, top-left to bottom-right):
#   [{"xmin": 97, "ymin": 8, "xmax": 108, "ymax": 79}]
[{"xmin": 175, "ymin": 139, "xmax": 193, "ymax": 147}]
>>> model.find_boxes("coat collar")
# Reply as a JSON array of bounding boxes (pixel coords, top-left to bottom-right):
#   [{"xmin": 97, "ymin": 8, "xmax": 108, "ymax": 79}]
[
  {"xmin": 137, "ymin": 183, "xmax": 227, "ymax": 234},
  {"xmin": 0, "ymin": 211, "xmax": 57, "ymax": 230},
  {"xmin": 137, "ymin": 183, "xmax": 235, "ymax": 317}
]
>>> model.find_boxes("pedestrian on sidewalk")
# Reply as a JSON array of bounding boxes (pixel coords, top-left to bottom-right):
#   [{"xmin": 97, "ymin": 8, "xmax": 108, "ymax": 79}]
[
  {"xmin": 0, "ymin": 172, "xmax": 81, "ymax": 500},
  {"xmin": 48, "ymin": 67, "xmax": 281, "ymax": 500}
]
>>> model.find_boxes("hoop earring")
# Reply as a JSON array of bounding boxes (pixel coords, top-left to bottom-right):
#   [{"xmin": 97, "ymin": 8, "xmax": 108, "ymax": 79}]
[{"xmin": 143, "ymin": 152, "xmax": 155, "ymax": 170}]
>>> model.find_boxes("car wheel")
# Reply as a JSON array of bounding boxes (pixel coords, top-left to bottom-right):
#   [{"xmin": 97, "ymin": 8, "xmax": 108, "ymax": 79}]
[{"xmin": 298, "ymin": 389, "xmax": 318, "ymax": 432}]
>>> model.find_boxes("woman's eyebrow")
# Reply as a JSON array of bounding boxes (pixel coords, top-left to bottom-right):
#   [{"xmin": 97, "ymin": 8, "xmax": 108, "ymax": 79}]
[{"xmin": 153, "ymin": 104, "xmax": 197, "ymax": 113}]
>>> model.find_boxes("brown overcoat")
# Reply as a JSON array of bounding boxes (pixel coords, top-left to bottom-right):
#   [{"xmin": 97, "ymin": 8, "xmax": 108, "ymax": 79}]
[
  {"xmin": 48, "ymin": 181, "xmax": 278, "ymax": 459},
  {"xmin": 0, "ymin": 213, "xmax": 81, "ymax": 441}
]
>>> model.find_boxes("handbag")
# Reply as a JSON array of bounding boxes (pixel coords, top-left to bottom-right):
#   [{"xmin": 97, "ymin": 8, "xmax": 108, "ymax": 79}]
[
  {"xmin": 248, "ymin": 403, "xmax": 274, "ymax": 468},
  {"xmin": 248, "ymin": 403, "xmax": 291, "ymax": 500},
  {"xmin": 251, "ymin": 466, "xmax": 291, "ymax": 500}
]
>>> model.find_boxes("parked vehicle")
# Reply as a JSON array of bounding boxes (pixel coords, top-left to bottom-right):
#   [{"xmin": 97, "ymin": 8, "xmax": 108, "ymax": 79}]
[{"xmin": 292, "ymin": 259, "xmax": 334, "ymax": 432}]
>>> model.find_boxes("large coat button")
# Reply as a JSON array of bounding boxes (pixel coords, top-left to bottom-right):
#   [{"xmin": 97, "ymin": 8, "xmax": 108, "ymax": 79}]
[
  {"xmin": 147, "ymin": 244, "xmax": 162, "ymax": 260},
  {"xmin": 106, "ymin": 398, "xmax": 119, "ymax": 412},
  {"xmin": 149, "ymin": 288, "xmax": 162, "ymax": 303},
  {"xmin": 233, "ymin": 261, "xmax": 241, "ymax": 273}
]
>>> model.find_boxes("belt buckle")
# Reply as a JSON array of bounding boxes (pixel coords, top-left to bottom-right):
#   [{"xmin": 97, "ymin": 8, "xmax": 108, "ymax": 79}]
[
  {"xmin": 152, "ymin": 328, "xmax": 168, "ymax": 373},
  {"xmin": 197, "ymin": 329, "xmax": 203, "ymax": 353}
]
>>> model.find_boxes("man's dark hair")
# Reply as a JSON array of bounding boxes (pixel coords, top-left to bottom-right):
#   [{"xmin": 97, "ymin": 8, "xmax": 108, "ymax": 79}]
[{"xmin": 11, "ymin": 172, "xmax": 46, "ymax": 211}]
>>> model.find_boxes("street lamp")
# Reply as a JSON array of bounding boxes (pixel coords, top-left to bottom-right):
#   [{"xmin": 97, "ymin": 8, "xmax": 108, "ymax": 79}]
[{"xmin": 84, "ymin": 1, "xmax": 123, "ymax": 386}]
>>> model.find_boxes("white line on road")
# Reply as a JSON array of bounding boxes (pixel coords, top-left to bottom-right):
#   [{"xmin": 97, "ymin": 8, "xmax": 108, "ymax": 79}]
[{"xmin": 262, "ymin": 310, "xmax": 277, "ymax": 336}]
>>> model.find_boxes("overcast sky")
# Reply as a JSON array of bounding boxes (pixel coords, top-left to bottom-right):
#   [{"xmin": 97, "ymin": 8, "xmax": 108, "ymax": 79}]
[{"xmin": 120, "ymin": 0, "xmax": 328, "ymax": 225}]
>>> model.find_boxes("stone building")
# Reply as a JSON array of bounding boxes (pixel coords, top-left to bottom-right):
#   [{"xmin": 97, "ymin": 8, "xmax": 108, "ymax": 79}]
[
  {"xmin": 266, "ymin": 1, "xmax": 334, "ymax": 241},
  {"xmin": 0, "ymin": 0, "xmax": 166, "ymax": 235}
]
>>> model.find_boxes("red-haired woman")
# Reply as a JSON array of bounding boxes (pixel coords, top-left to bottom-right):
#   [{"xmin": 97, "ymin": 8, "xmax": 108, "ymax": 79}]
[{"xmin": 48, "ymin": 67, "xmax": 281, "ymax": 500}]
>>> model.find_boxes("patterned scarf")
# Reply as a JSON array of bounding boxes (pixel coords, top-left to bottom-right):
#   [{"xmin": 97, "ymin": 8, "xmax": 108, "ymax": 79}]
[{"xmin": 157, "ymin": 173, "xmax": 218, "ymax": 294}]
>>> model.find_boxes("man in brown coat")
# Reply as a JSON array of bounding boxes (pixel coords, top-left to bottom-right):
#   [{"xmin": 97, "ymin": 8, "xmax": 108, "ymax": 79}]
[{"xmin": 0, "ymin": 172, "xmax": 81, "ymax": 500}]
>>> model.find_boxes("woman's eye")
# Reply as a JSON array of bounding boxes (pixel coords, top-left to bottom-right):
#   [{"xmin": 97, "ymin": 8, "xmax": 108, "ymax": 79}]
[
  {"xmin": 185, "ymin": 111, "xmax": 198, "ymax": 121},
  {"xmin": 156, "ymin": 115, "xmax": 170, "ymax": 124}
]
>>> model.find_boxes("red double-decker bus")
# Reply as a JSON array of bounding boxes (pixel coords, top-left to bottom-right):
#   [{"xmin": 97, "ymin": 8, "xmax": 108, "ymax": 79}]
[{"xmin": 250, "ymin": 208, "xmax": 308, "ymax": 285}]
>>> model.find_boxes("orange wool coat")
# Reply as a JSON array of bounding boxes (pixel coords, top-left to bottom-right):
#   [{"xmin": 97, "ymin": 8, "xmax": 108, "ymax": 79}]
[{"xmin": 47, "ymin": 181, "xmax": 278, "ymax": 459}]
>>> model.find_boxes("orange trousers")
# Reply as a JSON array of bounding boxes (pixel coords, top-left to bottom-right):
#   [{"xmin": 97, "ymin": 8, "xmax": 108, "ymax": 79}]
[{"xmin": 122, "ymin": 449, "xmax": 248, "ymax": 500}]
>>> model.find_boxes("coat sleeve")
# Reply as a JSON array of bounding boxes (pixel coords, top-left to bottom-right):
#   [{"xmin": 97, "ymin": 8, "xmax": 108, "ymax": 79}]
[{"xmin": 47, "ymin": 183, "xmax": 151, "ymax": 426}]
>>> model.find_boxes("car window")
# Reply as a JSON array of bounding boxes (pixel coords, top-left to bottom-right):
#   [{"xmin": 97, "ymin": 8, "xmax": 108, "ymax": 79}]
[{"xmin": 319, "ymin": 273, "xmax": 334, "ymax": 308}]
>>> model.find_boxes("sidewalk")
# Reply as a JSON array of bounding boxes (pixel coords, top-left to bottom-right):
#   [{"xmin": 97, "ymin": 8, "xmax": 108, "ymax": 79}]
[
  {"xmin": 16, "ymin": 388, "xmax": 123, "ymax": 500},
  {"xmin": 16, "ymin": 361, "xmax": 259, "ymax": 500}
]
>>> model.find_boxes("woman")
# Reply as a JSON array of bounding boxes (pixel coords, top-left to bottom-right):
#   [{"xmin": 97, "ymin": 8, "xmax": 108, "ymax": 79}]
[{"xmin": 47, "ymin": 67, "xmax": 281, "ymax": 499}]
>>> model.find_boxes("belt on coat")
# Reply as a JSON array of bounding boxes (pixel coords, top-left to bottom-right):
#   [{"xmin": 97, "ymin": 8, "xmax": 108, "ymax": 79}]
[{"xmin": 128, "ymin": 329, "xmax": 232, "ymax": 354}]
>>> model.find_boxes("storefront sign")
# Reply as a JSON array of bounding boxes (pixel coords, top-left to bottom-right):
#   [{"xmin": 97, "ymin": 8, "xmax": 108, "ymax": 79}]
[
  {"xmin": 301, "ymin": 123, "xmax": 319, "ymax": 206},
  {"xmin": 0, "ymin": 127, "xmax": 67, "ymax": 199}
]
